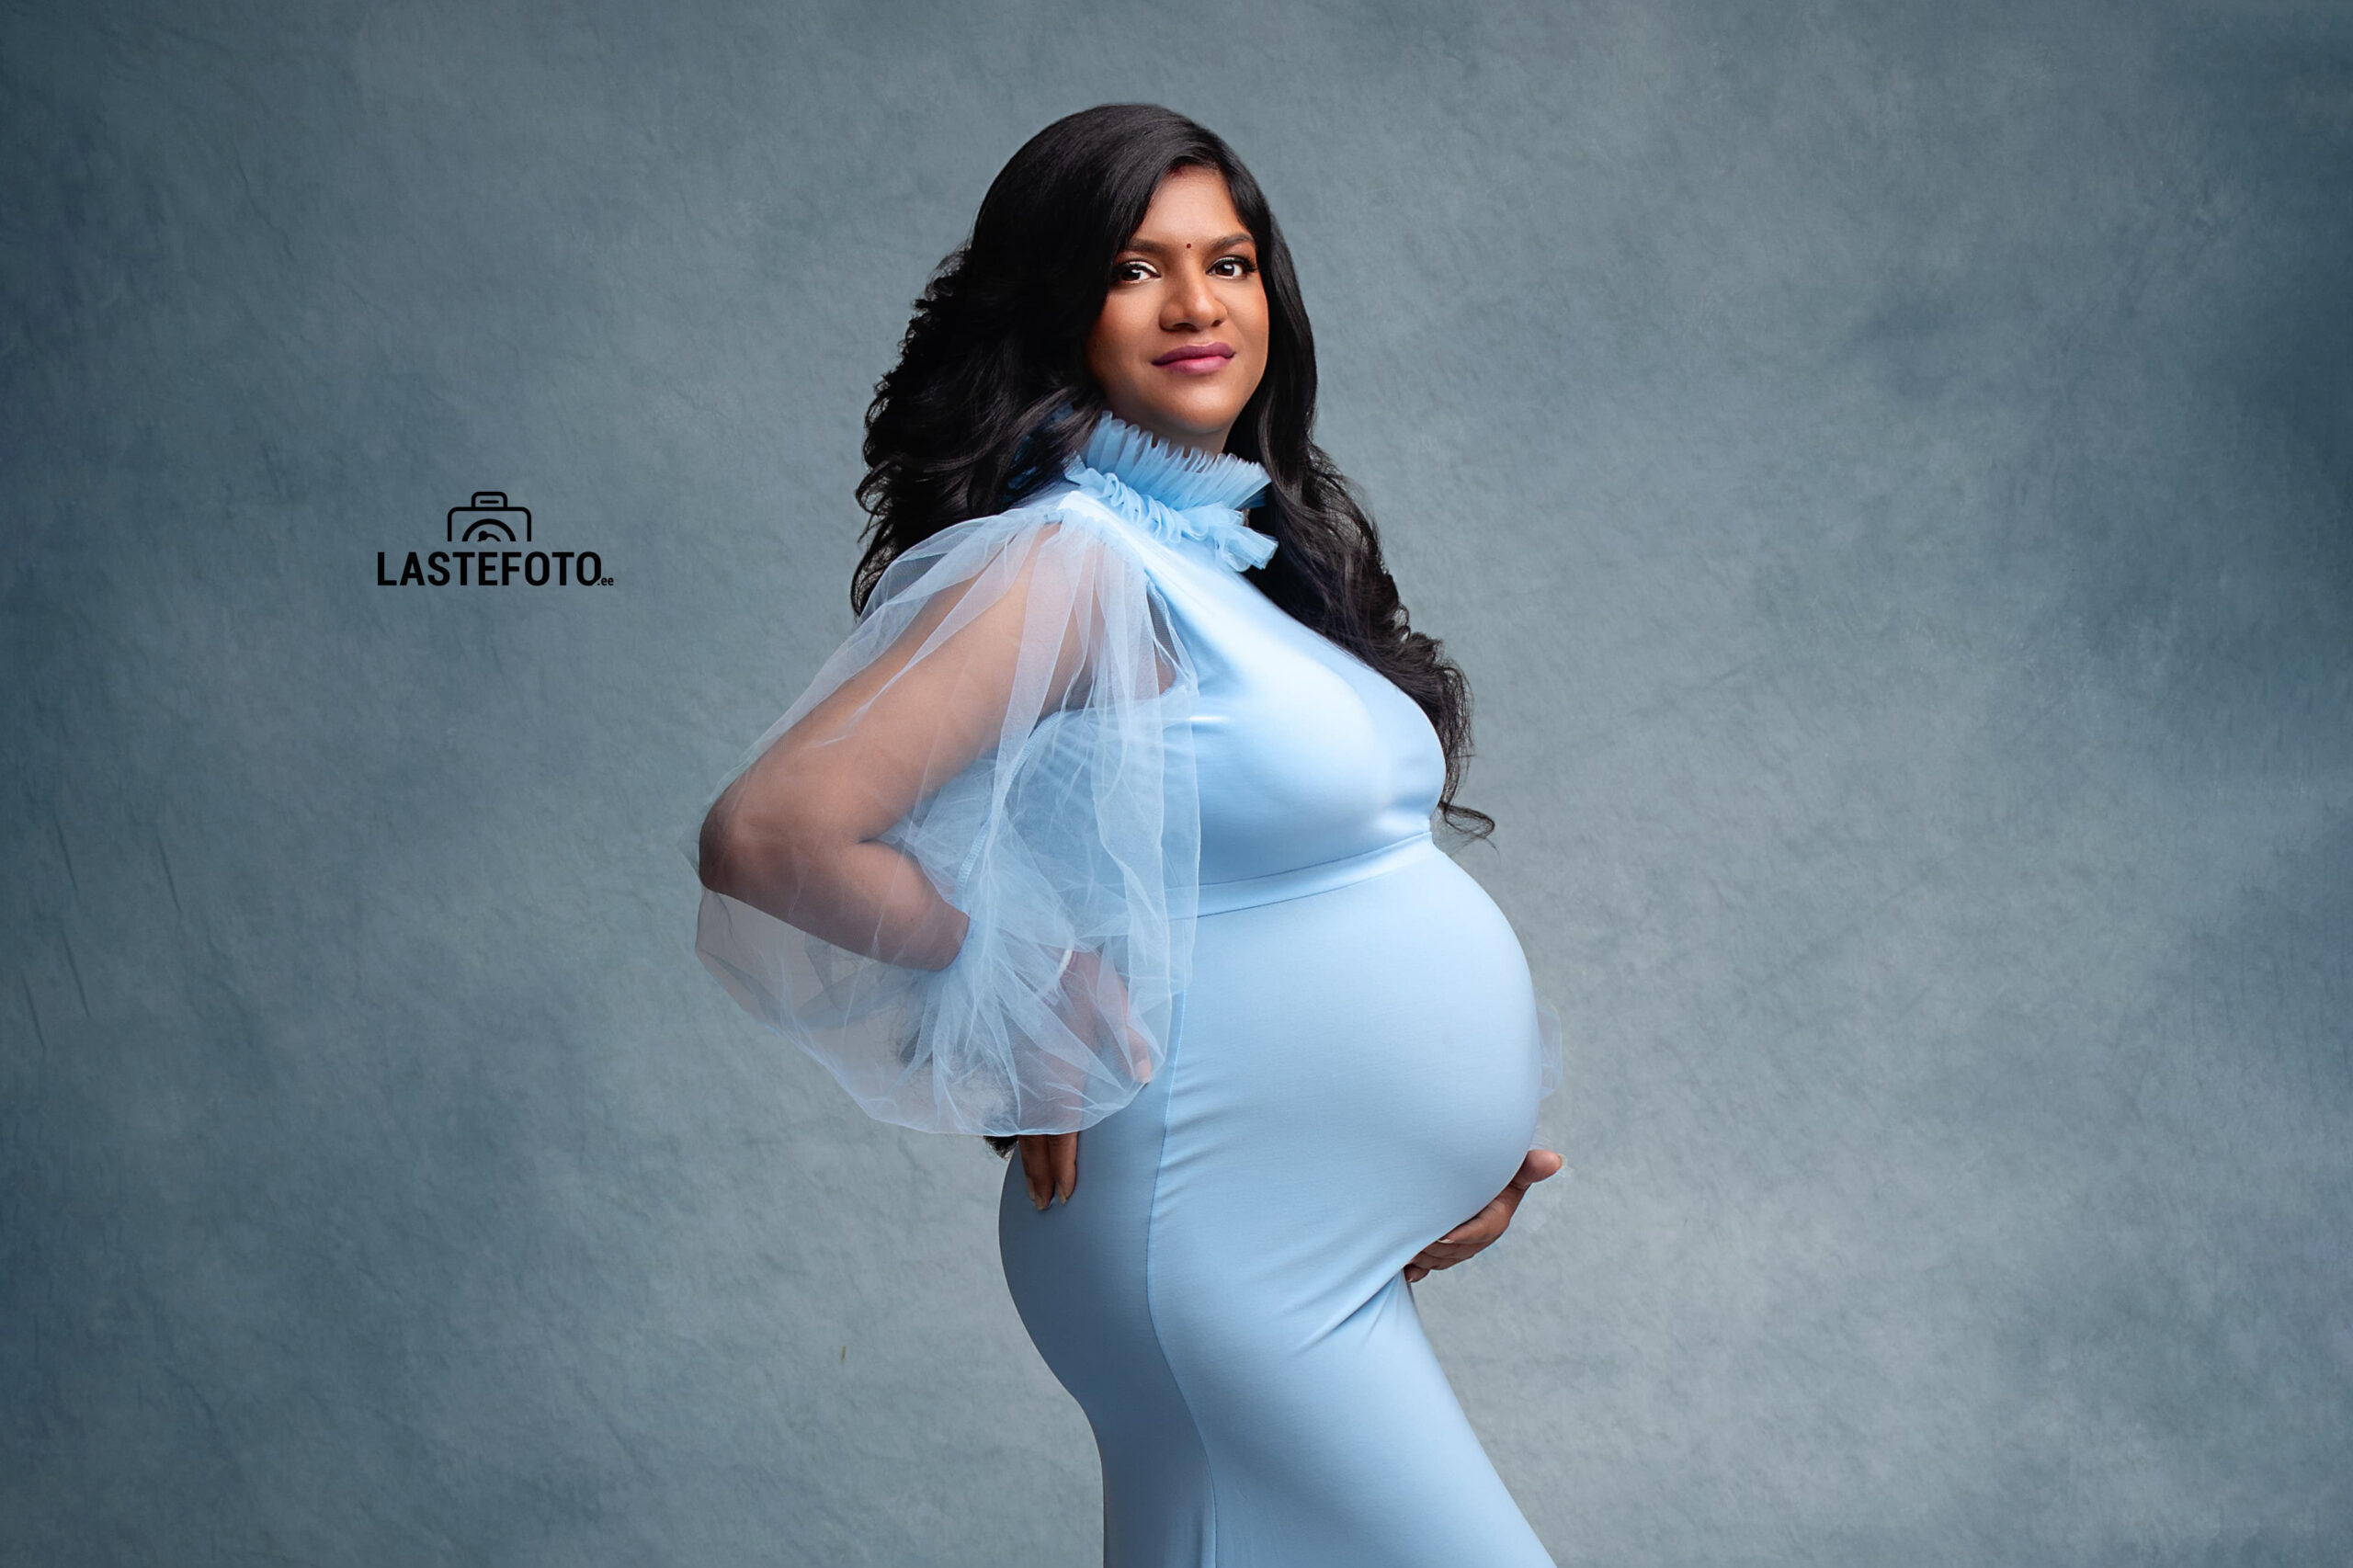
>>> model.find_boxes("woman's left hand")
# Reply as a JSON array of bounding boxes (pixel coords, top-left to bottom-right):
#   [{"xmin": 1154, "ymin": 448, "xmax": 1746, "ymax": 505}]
[{"xmin": 1404, "ymin": 1147, "xmax": 1565, "ymax": 1283}]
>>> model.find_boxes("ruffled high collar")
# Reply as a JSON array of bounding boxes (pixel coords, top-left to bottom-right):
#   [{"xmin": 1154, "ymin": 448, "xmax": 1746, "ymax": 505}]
[{"xmin": 1062, "ymin": 412, "xmax": 1277, "ymax": 573}]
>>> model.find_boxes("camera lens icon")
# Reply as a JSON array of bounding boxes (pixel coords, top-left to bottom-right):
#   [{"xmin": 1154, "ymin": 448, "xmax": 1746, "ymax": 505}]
[{"xmin": 448, "ymin": 492, "xmax": 532, "ymax": 543}]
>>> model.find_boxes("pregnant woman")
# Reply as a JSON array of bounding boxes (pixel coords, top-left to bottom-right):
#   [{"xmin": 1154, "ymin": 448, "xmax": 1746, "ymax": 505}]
[{"xmin": 694, "ymin": 103, "xmax": 1565, "ymax": 1566}]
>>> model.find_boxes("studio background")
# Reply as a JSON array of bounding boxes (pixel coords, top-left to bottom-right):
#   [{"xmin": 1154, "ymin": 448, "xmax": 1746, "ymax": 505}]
[{"xmin": 6, "ymin": 2, "xmax": 2348, "ymax": 1563}]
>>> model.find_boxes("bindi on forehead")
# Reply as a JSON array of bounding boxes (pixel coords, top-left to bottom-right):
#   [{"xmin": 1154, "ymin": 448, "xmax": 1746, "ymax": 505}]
[{"xmin": 1124, "ymin": 231, "xmax": 1254, "ymax": 258}]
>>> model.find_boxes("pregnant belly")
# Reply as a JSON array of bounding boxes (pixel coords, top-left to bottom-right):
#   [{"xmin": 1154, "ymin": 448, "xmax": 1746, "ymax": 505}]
[{"xmin": 1163, "ymin": 836, "xmax": 1547, "ymax": 1278}]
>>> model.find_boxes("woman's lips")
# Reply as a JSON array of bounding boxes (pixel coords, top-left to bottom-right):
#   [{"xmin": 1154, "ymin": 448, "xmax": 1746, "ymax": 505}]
[{"xmin": 1153, "ymin": 343, "xmax": 1234, "ymax": 373}]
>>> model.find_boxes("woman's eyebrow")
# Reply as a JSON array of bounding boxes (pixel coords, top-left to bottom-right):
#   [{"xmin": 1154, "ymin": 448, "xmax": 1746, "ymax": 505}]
[{"xmin": 1121, "ymin": 232, "xmax": 1256, "ymax": 257}]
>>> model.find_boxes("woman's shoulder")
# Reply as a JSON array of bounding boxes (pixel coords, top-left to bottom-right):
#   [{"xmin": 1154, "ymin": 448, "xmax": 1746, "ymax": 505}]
[{"xmin": 859, "ymin": 483, "xmax": 1179, "ymax": 624}]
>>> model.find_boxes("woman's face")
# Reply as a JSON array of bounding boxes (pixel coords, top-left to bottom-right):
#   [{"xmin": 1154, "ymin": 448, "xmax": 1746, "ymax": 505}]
[{"xmin": 1086, "ymin": 165, "xmax": 1269, "ymax": 456}]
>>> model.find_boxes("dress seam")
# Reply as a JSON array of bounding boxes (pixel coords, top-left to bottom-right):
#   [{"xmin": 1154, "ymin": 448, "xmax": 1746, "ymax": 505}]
[
  {"xmin": 1142, "ymin": 987, "xmax": 1220, "ymax": 1565},
  {"xmin": 1195, "ymin": 831, "xmax": 1440, "ymax": 916}
]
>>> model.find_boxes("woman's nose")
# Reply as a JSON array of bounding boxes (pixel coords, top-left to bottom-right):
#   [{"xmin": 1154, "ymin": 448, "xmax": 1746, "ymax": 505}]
[{"xmin": 1163, "ymin": 267, "xmax": 1222, "ymax": 330}]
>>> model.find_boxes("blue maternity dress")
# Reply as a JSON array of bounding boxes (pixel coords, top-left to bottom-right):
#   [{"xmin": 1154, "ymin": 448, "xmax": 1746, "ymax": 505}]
[{"xmin": 693, "ymin": 412, "xmax": 1562, "ymax": 1567}]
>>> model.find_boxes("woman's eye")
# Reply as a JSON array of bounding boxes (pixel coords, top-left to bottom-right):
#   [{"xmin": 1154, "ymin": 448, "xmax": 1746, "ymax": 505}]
[{"xmin": 1111, "ymin": 256, "xmax": 1252, "ymax": 284}]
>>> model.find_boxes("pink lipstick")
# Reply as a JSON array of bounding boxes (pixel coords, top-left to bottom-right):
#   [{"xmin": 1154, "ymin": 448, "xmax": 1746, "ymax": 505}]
[{"xmin": 1153, "ymin": 342, "xmax": 1234, "ymax": 373}]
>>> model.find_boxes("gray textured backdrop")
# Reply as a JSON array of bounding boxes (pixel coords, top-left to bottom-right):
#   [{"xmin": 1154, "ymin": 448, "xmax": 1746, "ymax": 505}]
[{"xmin": 5, "ymin": 1, "xmax": 2348, "ymax": 1563}]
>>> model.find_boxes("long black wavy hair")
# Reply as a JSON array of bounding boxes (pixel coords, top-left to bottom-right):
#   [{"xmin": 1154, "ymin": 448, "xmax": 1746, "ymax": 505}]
[{"xmin": 858, "ymin": 104, "xmax": 1495, "ymax": 854}]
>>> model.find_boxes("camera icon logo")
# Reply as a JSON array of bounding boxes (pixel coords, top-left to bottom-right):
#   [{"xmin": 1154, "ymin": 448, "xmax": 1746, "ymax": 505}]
[{"xmin": 448, "ymin": 491, "xmax": 532, "ymax": 543}]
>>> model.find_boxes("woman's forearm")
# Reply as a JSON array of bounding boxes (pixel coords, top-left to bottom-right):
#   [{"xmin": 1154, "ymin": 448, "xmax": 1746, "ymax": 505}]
[{"xmin": 700, "ymin": 800, "xmax": 972, "ymax": 971}]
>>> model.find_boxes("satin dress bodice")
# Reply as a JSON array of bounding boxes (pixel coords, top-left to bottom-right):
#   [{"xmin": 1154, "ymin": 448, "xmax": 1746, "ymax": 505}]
[{"xmin": 1033, "ymin": 475, "xmax": 1449, "ymax": 891}]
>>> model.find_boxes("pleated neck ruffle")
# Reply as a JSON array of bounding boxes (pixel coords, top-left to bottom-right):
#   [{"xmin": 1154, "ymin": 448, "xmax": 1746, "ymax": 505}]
[{"xmin": 1063, "ymin": 413, "xmax": 1277, "ymax": 574}]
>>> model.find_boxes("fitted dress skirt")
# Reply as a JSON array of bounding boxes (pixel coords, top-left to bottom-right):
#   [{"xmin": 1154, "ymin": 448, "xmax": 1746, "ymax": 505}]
[{"xmin": 998, "ymin": 832, "xmax": 1558, "ymax": 1568}]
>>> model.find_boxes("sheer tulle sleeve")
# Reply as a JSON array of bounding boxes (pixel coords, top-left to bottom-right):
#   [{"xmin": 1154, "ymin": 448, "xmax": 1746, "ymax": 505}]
[{"xmin": 689, "ymin": 500, "xmax": 1198, "ymax": 1138}]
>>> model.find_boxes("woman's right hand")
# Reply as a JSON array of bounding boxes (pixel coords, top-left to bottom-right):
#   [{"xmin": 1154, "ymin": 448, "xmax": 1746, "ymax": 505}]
[
  {"xmin": 1017, "ymin": 946, "xmax": 1152, "ymax": 1209},
  {"xmin": 1017, "ymin": 1131, "xmax": 1079, "ymax": 1211}
]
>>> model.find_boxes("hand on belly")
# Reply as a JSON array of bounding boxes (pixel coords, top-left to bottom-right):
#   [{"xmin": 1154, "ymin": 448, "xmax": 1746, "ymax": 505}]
[{"xmin": 1403, "ymin": 1146, "xmax": 1564, "ymax": 1283}]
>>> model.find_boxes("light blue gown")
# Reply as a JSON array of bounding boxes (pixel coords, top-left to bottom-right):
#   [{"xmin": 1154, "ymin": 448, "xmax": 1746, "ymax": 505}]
[{"xmin": 693, "ymin": 413, "xmax": 1561, "ymax": 1566}]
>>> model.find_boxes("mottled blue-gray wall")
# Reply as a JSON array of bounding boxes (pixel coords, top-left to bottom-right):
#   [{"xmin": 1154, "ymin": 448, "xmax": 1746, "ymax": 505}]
[{"xmin": 5, "ymin": 1, "xmax": 2347, "ymax": 1563}]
